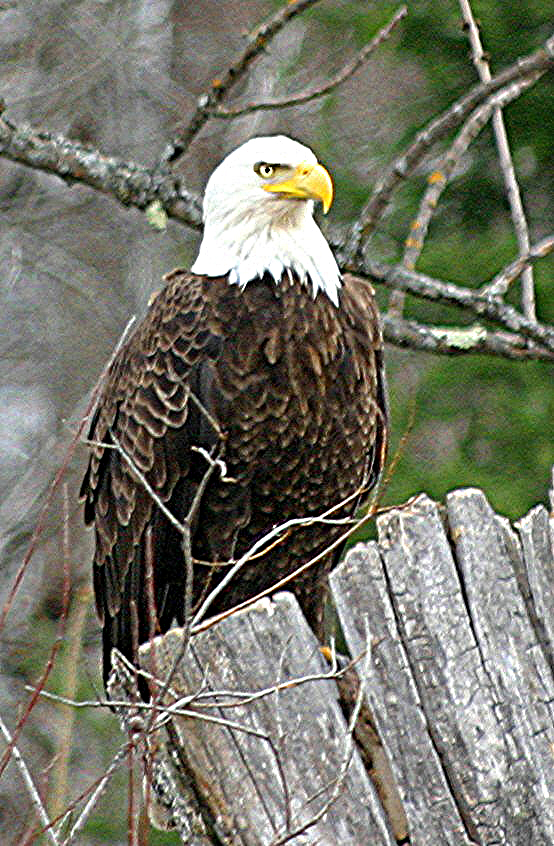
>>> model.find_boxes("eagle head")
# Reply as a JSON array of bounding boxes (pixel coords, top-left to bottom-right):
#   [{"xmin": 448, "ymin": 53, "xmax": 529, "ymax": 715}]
[{"xmin": 191, "ymin": 136, "xmax": 342, "ymax": 306}]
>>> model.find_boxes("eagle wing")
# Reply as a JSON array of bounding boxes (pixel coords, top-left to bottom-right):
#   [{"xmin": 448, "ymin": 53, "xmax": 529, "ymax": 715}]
[{"xmin": 81, "ymin": 269, "xmax": 225, "ymax": 685}]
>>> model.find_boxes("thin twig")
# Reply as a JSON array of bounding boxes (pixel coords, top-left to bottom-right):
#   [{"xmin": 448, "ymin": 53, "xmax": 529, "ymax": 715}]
[
  {"xmin": 61, "ymin": 743, "xmax": 131, "ymax": 846},
  {"xmin": 105, "ymin": 432, "xmax": 187, "ymax": 537},
  {"xmin": 459, "ymin": 0, "xmax": 536, "ymax": 319},
  {"xmin": 191, "ymin": 654, "xmax": 358, "ymax": 711},
  {"xmin": 212, "ymin": 6, "xmax": 407, "ymax": 119},
  {"xmin": 389, "ymin": 72, "xmax": 540, "ymax": 316},
  {"xmin": 0, "ymin": 714, "xmax": 60, "ymax": 846},
  {"xmin": 127, "ymin": 738, "xmax": 138, "ymax": 846},
  {"xmin": 149, "ymin": 469, "xmax": 362, "ymax": 716},
  {"xmin": 143, "ymin": 448, "xmax": 225, "ymax": 711},
  {"xmin": 190, "ymin": 482, "xmax": 369, "ymax": 630},
  {"xmin": 349, "ymin": 31, "xmax": 554, "ymax": 246},
  {"xmin": 164, "ymin": 0, "xmax": 324, "ymax": 162},
  {"xmin": 25, "ymin": 686, "xmax": 172, "ymax": 713},
  {"xmin": 153, "ymin": 704, "xmax": 273, "ymax": 742},
  {"xmin": 27, "ymin": 648, "xmax": 363, "ymax": 715},
  {"xmin": 27, "ymin": 646, "xmax": 364, "ymax": 843},
  {"xmin": 143, "ymin": 523, "xmax": 161, "ymax": 731},
  {"xmin": 0, "ymin": 484, "xmax": 72, "ymax": 779},
  {"xmin": 24, "ymin": 731, "xmax": 137, "ymax": 843},
  {"xmin": 268, "ymin": 619, "xmax": 372, "ymax": 845},
  {"xmin": 182, "ymin": 448, "xmax": 220, "ymax": 637},
  {"xmin": 0, "ymin": 314, "xmax": 135, "ymax": 636},
  {"xmin": 480, "ymin": 234, "xmax": 554, "ymax": 298},
  {"xmin": 188, "ymin": 391, "xmax": 224, "ymax": 438},
  {"xmin": 93, "ymin": 430, "xmax": 222, "ymax": 712},
  {"xmin": 111, "ymin": 651, "xmax": 282, "ymax": 738},
  {"xmin": 192, "ymin": 487, "xmax": 380, "ymax": 635}
]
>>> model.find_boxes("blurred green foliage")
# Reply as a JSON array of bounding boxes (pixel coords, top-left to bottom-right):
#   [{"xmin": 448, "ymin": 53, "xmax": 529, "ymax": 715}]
[{"xmin": 319, "ymin": 0, "xmax": 554, "ymax": 519}]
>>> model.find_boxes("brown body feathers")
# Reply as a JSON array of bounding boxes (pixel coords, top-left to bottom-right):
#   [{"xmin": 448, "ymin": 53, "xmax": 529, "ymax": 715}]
[{"xmin": 81, "ymin": 270, "xmax": 387, "ymax": 687}]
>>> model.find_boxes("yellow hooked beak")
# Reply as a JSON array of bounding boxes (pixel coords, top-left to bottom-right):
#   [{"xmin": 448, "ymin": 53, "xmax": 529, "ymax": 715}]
[{"xmin": 262, "ymin": 162, "xmax": 334, "ymax": 213}]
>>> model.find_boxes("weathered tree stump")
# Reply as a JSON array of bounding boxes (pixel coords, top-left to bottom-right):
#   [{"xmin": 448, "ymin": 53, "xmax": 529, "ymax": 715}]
[
  {"xmin": 113, "ymin": 472, "xmax": 554, "ymax": 845},
  {"xmin": 333, "ymin": 489, "xmax": 554, "ymax": 845},
  {"xmin": 128, "ymin": 594, "xmax": 395, "ymax": 845}
]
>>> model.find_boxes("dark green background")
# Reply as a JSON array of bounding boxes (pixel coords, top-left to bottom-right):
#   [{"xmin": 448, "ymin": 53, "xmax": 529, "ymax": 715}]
[{"xmin": 317, "ymin": 0, "xmax": 554, "ymax": 520}]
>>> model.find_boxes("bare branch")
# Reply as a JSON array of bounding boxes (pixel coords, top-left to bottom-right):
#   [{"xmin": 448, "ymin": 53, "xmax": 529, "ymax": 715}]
[
  {"xmin": 480, "ymin": 235, "xmax": 554, "ymax": 299},
  {"xmin": 459, "ymin": 0, "xmax": 536, "ymax": 320},
  {"xmin": 212, "ymin": 6, "xmax": 407, "ymax": 120},
  {"xmin": 89, "ymin": 424, "xmax": 368, "ymax": 710},
  {"xmin": 164, "ymin": 0, "xmax": 324, "ymax": 162},
  {"xmin": 152, "ymin": 701, "xmax": 273, "ymax": 742},
  {"xmin": 61, "ymin": 744, "xmax": 131, "ymax": 846},
  {"xmin": 144, "ymin": 526, "xmax": 161, "ymax": 702},
  {"xmin": 187, "ymin": 392, "xmax": 224, "ymax": 439},
  {"xmin": 350, "ymin": 31, "xmax": 554, "ymax": 245},
  {"xmin": 98, "ymin": 428, "xmax": 225, "ymax": 704},
  {"xmin": 27, "ymin": 647, "xmax": 360, "ymax": 716},
  {"xmin": 5, "ymin": 6, "xmax": 553, "ymax": 842},
  {"xmin": 1, "ymin": 34, "xmax": 551, "ymax": 280},
  {"xmin": 389, "ymin": 72, "xmax": 540, "ymax": 315},
  {"xmin": 126, "ymin": 739, "xmax": 139, "ymax": 846},
  {"xmin": 25, "ymin": 687, "xmax": 173, "ymax": 714},
  {"xmin": 181, "ymin": 449, "xmax": 220, "ymax": 634},
  {"xmin": 88, "ymin": 394, "xmax": 229, "ymax": 709},
  {"xmin": 0, "ymin": 311, "xmax": 134, "ymax": 636},
  {"xmin": 0, "ymin": 484, "xmax": 72, "ymax": 779},
  {"xmin": 349, "ymin": 260, "xmax": 554, "ymax": 353},
  {"xmin": 0, "ymin": 113, "xmax": 203, "ymax": 229},
  {"xmin": 147, "ymin": 444, "xmax": 224, "ymax": 707},
  {"xmin": 190, "ymin": 483, "xmax": 368, "ymax": 630},
  {"xmin": 382, "ymin": 314, "xmax": 554, "ymax": 362},
  {"xmin": 188, "ymin": 650, "xmax": 363, "ymax": 712},
  {"xmin": 0, "ymin": 714, "xmax": 60, "ymax": 846},
  {"xmin": 191, "ymin": 483, "xmax": 387, "ymax": 637},
  {"xmin": 104, "ymin": 432, "xmax": 188, "ymax": 537}
]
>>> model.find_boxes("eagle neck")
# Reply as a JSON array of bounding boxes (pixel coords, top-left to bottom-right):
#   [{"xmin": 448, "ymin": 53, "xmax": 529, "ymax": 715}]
[{"xmin": 191, "ymin": 201, "xmax": 342, "ymax": 307}]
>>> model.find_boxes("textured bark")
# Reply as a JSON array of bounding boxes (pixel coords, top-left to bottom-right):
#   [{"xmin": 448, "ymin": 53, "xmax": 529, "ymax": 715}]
[
  {"xmin": 331, "ymin": 482, "xmax": 554, "ymax": 846},
  {"xmin": 112, "ymin": 469, "xmax": 554, "ymax": 845},
  {"xmin": 130, "ymin": 593, "xmax": 395, "ymax": 845}
]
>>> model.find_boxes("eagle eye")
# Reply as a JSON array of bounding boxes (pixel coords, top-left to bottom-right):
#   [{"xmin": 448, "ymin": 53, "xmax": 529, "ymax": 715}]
[{"xmin": 254, "ymin": 162, "xmax": 275, "ymax": 179}]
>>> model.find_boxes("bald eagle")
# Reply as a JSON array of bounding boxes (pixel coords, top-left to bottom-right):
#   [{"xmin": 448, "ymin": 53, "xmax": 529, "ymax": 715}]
[{"xmin": 81, "ymin": 136, "xmax": 387, "ymax": 690}]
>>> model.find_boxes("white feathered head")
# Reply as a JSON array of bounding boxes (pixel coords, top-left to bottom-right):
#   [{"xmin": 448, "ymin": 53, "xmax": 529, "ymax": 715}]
[{"xmin": 192, "ymin": 136, "xmax": 341, "ymax": 305}]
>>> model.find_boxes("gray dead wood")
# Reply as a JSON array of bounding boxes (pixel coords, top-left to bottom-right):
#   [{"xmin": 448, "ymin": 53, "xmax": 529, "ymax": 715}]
[
  {"xmin": 331, "ymin": 478, "xmax": 554, "ymax": 846},
  {"xmin": 129, "ymin": 593, "xmax": 396, "ymax": 846},
  {"xmin": 111, "ymin": 468, "xmax": 554, "ymax": 845},
  {"xmin": 515, "ymin": 503, "xmax": 554, "ymax": 675}
]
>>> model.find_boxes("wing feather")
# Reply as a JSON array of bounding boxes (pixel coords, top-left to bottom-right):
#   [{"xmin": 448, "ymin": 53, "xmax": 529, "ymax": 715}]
[{"xmin": 81, "ymin": 271, "xmax": 223, "ymax": 686}]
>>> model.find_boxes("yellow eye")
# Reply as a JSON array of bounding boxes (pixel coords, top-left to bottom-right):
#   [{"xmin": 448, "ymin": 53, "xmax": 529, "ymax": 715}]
[{"xmin": 255, "ymin": 162, "xmax": 275, "ymax": 179}]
